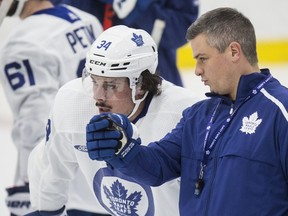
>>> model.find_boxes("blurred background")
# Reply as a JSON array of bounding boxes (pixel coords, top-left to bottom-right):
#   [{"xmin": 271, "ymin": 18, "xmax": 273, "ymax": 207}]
[{"xmin": 0, "ymin": 0, "xmax": 287, "ymax": 214}]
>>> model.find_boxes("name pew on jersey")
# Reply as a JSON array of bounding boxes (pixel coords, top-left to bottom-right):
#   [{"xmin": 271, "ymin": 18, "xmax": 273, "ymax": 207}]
[{"xmin": 66, "ymin": 24, "xmax": 96, "ymax": 54}]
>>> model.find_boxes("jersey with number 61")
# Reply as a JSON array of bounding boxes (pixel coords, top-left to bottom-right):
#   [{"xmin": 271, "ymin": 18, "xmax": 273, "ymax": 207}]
[{"xmin": 0, "ymin": 4, "xmax": 102, "ymax": 186}]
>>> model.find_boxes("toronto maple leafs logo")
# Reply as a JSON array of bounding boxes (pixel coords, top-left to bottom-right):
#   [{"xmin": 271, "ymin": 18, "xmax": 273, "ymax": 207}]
[
  {"xmin": 131, "ymin": 33, "xmax": 144, "ymax": 47},
  {"xmin": 104, "ymin": 179, "xmax": 142, "ymax": 215},
  {"xmin": 240, "ymin": 112, "xmax": 262, "ymax": 134}
]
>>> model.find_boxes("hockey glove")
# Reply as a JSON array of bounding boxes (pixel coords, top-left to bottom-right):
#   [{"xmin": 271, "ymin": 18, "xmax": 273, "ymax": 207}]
[
  {"xmin": 24, "ymin": 206, "xmax": 67, "ymax": 216},
  {"xmin": 86, "ymin": 113, "xmax": 141, "ymax": 168},
  {"xmin": 6, "ymin": 183, "xmax": 33, "ymax": 216}
]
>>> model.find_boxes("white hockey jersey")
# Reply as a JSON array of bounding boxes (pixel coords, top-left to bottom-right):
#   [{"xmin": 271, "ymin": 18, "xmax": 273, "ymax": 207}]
[
  {"xmin": 28, "ymin": 78, "xmax": 201, "ymax": 215},
  {"xmin": 0, "ymin": 4, "xmax": 104, "ymax": 214},
  {"xmin": 0, "ymin": 5, "xmax": 102, "ymax": 185}
]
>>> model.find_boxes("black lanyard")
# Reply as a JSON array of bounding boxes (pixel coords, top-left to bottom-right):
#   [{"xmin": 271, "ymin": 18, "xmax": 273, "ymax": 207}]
[{"xmin": 194, "ymin": 75, "xmax": 272, "ymax": 197}]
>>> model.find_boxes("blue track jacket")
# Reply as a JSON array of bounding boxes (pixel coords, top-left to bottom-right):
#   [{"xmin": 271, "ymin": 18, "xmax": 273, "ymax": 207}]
[{"xmin": 118, "ymin": 69, "xmax": 288, "ymax": 215}]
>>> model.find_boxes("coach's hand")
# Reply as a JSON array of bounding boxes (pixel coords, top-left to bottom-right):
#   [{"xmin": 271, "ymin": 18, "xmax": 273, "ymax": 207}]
[{"xmin": 86, "ymin": 113, "xmax": 141, "ymax": 168}]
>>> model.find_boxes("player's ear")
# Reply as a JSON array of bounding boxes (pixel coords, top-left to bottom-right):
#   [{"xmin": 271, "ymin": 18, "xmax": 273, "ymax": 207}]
[
  {"xmin": 133, "ymin": 75, "xmax": 145, "ymax": 99},
  {"xmin": 135, "ymin": 84, "xmax": 146, "ymax": 99},
  {"xmin": 134, "ymin": 77, "xmax": 147, "ymax": 100}
]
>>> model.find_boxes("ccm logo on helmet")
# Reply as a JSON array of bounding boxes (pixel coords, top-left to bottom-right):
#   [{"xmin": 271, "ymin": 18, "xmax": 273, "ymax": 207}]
[{"xmin": 90, "ymin": 60, "xmax": 106, "ymax": 66}]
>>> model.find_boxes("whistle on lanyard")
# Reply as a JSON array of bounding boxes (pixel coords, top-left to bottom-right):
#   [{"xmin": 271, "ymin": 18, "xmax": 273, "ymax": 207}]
[{"xmin": 194, "ymin": 163, "xmax": 205, "ymax": 197}]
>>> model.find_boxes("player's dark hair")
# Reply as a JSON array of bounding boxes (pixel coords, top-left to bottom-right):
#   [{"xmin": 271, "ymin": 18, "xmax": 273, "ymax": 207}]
[
  {"xmin": 138, "ymin": 70, "xmax": 162, "ymax": 96},
  {"xmin": 186, "ymin": 7, "xmax": 258, "ymax": 66}
]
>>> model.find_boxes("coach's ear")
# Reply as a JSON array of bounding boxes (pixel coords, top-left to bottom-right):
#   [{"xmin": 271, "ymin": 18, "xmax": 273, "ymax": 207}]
[{"xmin": 229, "ymin": 41, "xmax": 241, "ymax": 62}]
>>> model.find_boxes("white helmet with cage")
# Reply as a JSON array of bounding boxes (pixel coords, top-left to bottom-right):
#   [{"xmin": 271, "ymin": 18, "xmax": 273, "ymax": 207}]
[
  {"xmin": 85, "ymin": 25, "xmax": 158, "ymax": 117},
  {"xmin": 0, "ymin": 0, "xmax": 27, "ymax": 25}
]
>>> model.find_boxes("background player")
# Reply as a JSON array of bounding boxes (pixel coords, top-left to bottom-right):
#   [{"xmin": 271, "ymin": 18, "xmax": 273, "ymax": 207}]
[
  {"xmin": 26, "ymin": 25, "xmax": 200, "ymax": 216},
  {"xmin": 0, "ymin": 0, "xmax": 104, "ymax": 215}
]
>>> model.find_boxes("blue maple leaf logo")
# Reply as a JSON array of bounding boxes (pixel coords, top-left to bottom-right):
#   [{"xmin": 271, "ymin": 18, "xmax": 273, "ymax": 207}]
[
  {"xmin": 104, "ymin": 179, "xmax": 142, "ymax": 215},
  {"xmin": 131, "ymin": 33, "xmax": 144, "ymax": 47}
]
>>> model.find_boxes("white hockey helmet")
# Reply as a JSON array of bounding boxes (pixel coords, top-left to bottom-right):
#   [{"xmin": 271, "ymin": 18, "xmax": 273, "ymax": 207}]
[
  {"xmin": 0, "ymin": 0, "xmax": 27, "ymax": 25},
  {"xmin": 85, "ymin": 25, "xmax": 158, "ymax": 117},
  {"xmin": 85, "ymin": 25, "xmax": 158, "ymax": 86}
]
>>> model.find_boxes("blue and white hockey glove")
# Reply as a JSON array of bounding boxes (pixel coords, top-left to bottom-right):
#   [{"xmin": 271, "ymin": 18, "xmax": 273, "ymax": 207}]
[
  {"xmin": 6, "ymin": 183, "xmax": 33, "ymax": 216},
  {"xmin": 86, "ymin": 113, "xmax": 141, "ymax": 168},
  {"xmin": 24, "ymin": 206, "xmax": 67, "ymax": 216}
]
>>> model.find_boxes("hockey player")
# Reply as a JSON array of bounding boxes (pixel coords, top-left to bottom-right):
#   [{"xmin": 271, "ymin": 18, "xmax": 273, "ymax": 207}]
[
  {"xmin": 26, "ymin": 25, "xmax": 200, "ymax": 215},
  {"xmin": 51, "ymin": 0, "xmax": 199, "ymax": 87},
  {"xmin": 0, "ymin": 0, "xmax": 104, "ymax": 215},
  {"xmin": 82, "ymin": 8, "xmax": 288, "ymax": 215}
]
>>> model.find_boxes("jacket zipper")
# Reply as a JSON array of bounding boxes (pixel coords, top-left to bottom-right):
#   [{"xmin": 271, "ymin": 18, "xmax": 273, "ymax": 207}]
[
  {"xmin": 229, "ymin": 102, "xmax": 234, "ymax": 115},
  {"xmin": 204, "ymin": 102, "xmax": 232, "ymax": 216}
]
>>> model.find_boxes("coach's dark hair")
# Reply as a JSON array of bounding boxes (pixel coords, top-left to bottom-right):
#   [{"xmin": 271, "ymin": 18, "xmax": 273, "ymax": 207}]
[{"xmin": 186, "ymin": 7, "xmax": 258, "ymax": 65}]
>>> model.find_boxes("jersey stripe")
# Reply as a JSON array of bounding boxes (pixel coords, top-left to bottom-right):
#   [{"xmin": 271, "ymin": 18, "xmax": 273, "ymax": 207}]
[{"xmin": 261, "ymin": 88, "xmax": 288, "ymax": 121}]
